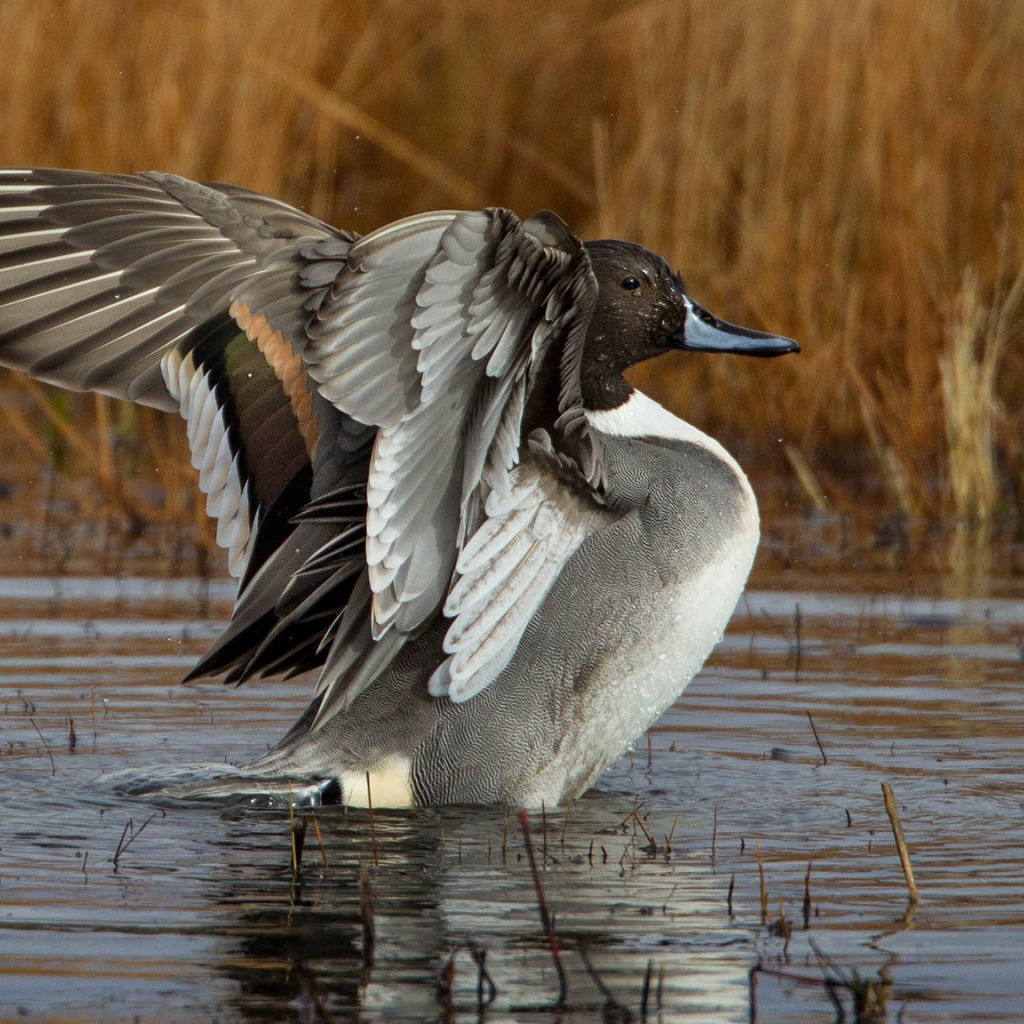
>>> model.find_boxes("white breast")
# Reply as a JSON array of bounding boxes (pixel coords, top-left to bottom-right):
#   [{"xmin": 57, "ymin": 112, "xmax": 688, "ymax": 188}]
[
  {"xmin": 520, "ymin": 389, "xmax": 760, "ymax": 806},
  {"xmin": 585, "ymin": 388, "xmax": 754, "ymax": 503}
]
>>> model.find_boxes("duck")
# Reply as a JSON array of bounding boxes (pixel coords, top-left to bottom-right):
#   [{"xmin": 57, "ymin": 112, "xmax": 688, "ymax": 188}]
[{"xmin": 0, "ymin": 168, "xmax": 797, "ymax": 808}]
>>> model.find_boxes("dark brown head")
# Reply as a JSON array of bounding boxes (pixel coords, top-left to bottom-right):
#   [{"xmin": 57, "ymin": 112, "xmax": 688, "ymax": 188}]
[{"xmin": 580, "ymin": 239, "xmax": 798, "ymax": 410}]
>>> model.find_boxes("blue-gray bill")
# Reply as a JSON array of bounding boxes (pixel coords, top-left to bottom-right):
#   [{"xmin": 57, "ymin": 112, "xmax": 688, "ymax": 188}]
[{"xmin": 674, "ymin": 298, "xmax": 800, "ymax": 356}]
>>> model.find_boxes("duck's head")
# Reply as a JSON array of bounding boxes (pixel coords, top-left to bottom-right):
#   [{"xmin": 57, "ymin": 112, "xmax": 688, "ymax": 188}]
[{"xmin": 581, "ymin": 239, "xmax": 798, "ymax": 410}]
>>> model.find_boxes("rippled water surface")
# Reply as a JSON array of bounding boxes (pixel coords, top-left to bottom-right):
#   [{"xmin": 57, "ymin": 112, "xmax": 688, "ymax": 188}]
[{"xmin": 2, "ymin": 521, "xmax": 1024, "ymax": 1022}]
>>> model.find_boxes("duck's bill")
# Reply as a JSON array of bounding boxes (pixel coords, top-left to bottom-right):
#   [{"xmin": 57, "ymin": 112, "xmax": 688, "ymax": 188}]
[{"xmin": 673, "ymin": 299, "xmax": 799, "ymax": 356}]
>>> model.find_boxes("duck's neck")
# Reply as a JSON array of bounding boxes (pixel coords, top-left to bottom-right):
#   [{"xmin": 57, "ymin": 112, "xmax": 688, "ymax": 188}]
[
  {"xmin": 584, "ymin": 388, "xmax": 751, "ymax": 489},
  {"xmin": 579, "ymin": 360, "xmax": 633, "ymax": 411}
]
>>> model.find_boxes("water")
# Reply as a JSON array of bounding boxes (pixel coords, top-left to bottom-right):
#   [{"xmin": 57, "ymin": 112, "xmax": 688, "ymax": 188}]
[{"xmin": 1, "ymin": 521, "xmax": 1024, "ymax": 1022}]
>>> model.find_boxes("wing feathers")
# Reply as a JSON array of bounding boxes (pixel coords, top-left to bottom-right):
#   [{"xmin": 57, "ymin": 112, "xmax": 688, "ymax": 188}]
[
  {"xmin": 434, "ymin": 462, "xmax": 610, "ymax": 703},
  {"xmin": 0, "ymin": 168, "xmax": 332, "ymax": 409},
  {"xmin": 0, "ymin": 169, "xmax": 609, "ymax": 726},
  {"xmin": 302, "ymin": 206, "xmax": 602, "ymax": 719},
  {"xmin": 164, "ymin": 348, "xmax": 256, "ymax": 580}
]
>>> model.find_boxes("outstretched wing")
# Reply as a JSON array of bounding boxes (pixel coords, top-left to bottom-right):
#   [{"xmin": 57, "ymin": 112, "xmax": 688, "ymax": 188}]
[
  {"xmin": 0, "ymin": 169, "xmax": 612, "ymax": 729},
  {"xmin": 0, "ymin": 168, "xmax": 368, "ymax": 683},
  {"xmin": 0, "ymin": 168, "xmax": 333, "ymax": 406},
  {"xmin": 297, "ymin": 207, "xmax": 605, "ymax": 721}
]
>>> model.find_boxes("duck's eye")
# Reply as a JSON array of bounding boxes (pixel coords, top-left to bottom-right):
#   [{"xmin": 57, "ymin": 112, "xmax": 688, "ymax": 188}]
[{"xmin": 620, "ymin": 275, "xmax": 641, "ymax": 291}]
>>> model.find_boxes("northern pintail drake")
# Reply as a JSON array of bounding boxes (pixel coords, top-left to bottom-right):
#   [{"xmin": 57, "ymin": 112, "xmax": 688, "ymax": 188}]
[{"xmin": 0, "ymin": 168, "xmax": 797, "ymax": 807}]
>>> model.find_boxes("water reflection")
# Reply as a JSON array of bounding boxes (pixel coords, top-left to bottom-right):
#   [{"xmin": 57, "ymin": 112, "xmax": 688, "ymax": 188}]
[
  {"xmin": 190, "ymin": 800, "xmax": 757, "ymax": 1020},
  {"xmin": 3, "ymin": 537, "xmax": 1024, "ymax": 1021},
  {"xmin": 946, "ymin": 521, "xmax": 995, "ymax": 602}
]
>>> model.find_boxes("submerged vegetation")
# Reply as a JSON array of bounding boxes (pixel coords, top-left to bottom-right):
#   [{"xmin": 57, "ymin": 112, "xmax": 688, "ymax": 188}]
[{"xmin": 0, "ymin": 0, "xmax": 1022, "ymax": 557}]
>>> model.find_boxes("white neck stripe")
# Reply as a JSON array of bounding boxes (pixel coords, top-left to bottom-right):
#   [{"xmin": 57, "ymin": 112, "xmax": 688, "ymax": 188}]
[{"xmin": 584, "ymin": 389, "xmax": 748, "ymax": 482}]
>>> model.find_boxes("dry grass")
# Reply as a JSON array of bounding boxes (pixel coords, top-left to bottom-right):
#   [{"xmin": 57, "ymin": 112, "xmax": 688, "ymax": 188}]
[
  {"xmin": 940, "ymin": 224, "xmax": 1024, "ymax": 521},
  {"xmin": 0, "ymin": 0, "xmax": 1022, "ymax": 539}
]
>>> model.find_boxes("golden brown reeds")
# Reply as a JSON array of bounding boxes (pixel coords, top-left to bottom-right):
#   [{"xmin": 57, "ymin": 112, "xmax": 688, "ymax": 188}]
[
  {"xmin": 940, "ymin": 223, "xmax": 1024, "ymax": 521},
  {"xmin": 0, "ymin": 0, "xmax": 1021, "ymax": 544}
]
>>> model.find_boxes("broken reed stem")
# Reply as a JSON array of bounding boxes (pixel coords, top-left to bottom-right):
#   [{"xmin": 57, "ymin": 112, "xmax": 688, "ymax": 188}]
[
  {"xmin": 359, "ymin": 865, "xmax": 376, "ymax": 965},
  {"xmin": 366, "ymin": 770, "xmax": 379, "ymax": 868},
  {"xmin": 112, "ymin": 810, "xmax": 159, "ymax": 870},
  {"xmin": 113, "ymin": 819, "xmax": 132, "ymax": 870},
  {"xmin": 288, "ymin": 783, "xmax": 296, "ymax": 875},
  {"xmin": 519, "ymin": 810, "xmax": 567, "ymax": 1007},
  {"xmin": 290, "ymin": 816, "xmax": 307, "ymax": 877},
  {"xmin": 630, "ymin": 808, "xmax": 656, "ymax": 850},
  {"xmin": 881, "ymin": 782, "xmax": 918, "ymax": 904},
  {"xmin": 802, "ymin": 857, "xmax": 814, "ymax": 929},
  {"xmin": 28, "ymin": 716, "xmax": 55, "ymax": 774},
  {"xmin": 311, "ymin": 815, "xmax": 328, "ymax": 868},
  {"xmin": 756, "ymin": 842, "xmax": 768, "ymax": 926},
  {"xmin": 288, "ymin": 786, "xmax": 306, "ymax": 877},
  {"xmin": 665, "ymin": 814, "xmax": 678, "ymax": 858},
  {"xmin": 806, "ymin": 709, "xmax": 828, "ymax": 764}
]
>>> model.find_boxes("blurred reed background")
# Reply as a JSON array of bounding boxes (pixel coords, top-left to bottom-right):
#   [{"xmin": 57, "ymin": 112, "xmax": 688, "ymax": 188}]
[{"xmin": 0, "ymin": 0, "xmax": 1022, "ymax": 565}]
